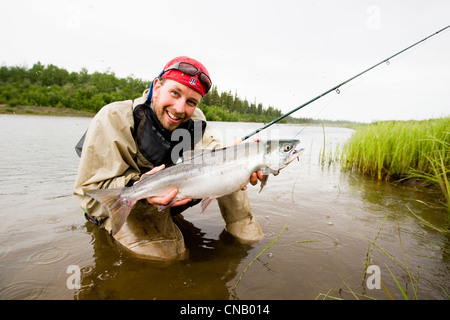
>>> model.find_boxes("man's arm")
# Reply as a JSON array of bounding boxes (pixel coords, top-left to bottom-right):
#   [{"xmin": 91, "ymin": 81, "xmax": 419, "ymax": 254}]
[{"xmin": 74, "ymin": 101, "xmax": 141, "ymax": 218}]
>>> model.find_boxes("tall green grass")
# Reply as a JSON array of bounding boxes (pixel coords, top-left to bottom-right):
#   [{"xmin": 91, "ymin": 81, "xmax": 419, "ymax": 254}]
[{"xmin": 337, "ymin": 117, "xmax": 450, "ymax": 217}]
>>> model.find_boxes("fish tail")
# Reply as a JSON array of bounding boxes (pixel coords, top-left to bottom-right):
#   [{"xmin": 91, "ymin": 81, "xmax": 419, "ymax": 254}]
[{"xmin": 86, "ymin": 188, "xmax": 135, "ymax": 235}]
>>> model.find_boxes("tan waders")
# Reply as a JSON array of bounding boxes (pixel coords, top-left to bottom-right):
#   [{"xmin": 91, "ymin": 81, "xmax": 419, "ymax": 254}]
[
  {"xmin": 103, "ymin": 201, "xmax": 187, "ymax": 261},
  {"xmin": 217, "ymin": 190, "xmax": 264, "ymax": 244},
  {"xmin": 101, "ymin": 190, "xmax": 263, "ymax": 261}
]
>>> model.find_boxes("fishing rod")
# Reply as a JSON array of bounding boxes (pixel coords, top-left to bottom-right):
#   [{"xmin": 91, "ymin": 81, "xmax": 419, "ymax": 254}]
[{"xmin": 241, "ymin": 24, "xmax": 450, "ymax": 141}]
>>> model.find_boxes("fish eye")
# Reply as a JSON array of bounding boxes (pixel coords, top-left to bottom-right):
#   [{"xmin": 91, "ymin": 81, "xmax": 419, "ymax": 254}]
[{"xmin": 283, "ymin": 145, "xmax": 292, "ymax": 152}]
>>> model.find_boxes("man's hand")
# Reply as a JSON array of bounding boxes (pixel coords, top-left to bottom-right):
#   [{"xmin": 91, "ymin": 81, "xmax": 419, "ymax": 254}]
[
  {"xmin": 147, "ymin": 188, "xmax": 192, "ymax": 208},
  {"xmin": 249, "ymin": 170, "xmax": 264, "ymax": 187},
  {"xmin": 138, "ymin": 165, "xmax": 192, "ymax": 208},
  {"xmin": 237, "ymin": 135, "xmax": 267, "ymax": 190}
]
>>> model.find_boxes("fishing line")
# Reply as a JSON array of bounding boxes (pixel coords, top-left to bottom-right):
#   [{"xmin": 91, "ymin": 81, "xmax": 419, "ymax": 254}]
[
  {"xmin": 292, "ymin": 91, "xmax": 339, "ymax": 139},
  {"xmin": 241, "ymin": 24, "xmax": 450, "ymax": 141}
]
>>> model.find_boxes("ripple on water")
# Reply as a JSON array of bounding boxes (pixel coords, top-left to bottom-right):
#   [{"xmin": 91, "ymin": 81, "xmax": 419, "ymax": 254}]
[
  {"xmin": 0, "ymin": 229, "xmax": 22, "ymax": 242},
  {"xmin": 26, "ymin": 247, "xmax": 69, "ymax": 265},
  {"xmin": 46, "ymin": 216, "xmax": 64, "ymax": 224},
  {"xmin": 290, "ymin": 230, "xmax": 341, "ymax": 251},
  {"xmin": 0, "ymin": 280, "xmax": 49, "ymax": 300},
  {"xmin": 0, "ymin": 245, "xmax": 12, "ymax": 260}
]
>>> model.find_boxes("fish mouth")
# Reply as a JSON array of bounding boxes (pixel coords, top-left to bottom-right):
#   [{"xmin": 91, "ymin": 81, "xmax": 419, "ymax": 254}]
[
  {"xmin": 294, "ymin": 147, "xmax": 305, "ymax": 160},
  {"xmin": 288, "ymin": 142, "xmax": 304, "ymax": 163}
]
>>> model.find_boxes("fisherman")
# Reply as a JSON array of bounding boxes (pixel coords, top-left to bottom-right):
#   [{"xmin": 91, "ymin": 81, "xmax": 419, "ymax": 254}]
[{"xmin": 74, "ymin": 56, "xmax": 264, "ymax": 260}]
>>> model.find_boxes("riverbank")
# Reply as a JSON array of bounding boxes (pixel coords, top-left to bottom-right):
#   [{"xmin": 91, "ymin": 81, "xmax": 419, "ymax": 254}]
[
  {"xmin": 330, "ymin": 117, "xmax": 450, "ymax": 221},
  {"xmin": 0, "ymin": 104, "xmax": 95, "ymax": 117},
  {"xmin": 0, "ymin": 104, "xmax": 362, "ymax": 129}
]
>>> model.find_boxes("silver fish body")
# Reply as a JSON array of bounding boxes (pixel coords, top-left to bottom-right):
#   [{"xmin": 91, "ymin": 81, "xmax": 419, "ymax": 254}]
[{"xmin": 87, "ymin": 139, "xmax": 303, "ymax": 235}]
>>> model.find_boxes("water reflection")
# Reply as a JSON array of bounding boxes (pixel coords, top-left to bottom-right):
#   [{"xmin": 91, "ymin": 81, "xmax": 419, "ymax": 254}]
[
  {"xmin": 343, "ymin": 171, "xmax": 450, "ymax": 297},
  {"xmin": 76, "ymin": 215, "xmax": 252, "ymax": 300}
]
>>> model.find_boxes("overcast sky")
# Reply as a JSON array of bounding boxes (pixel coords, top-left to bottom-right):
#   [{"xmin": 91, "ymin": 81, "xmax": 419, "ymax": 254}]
[{"xmin": 1, "ymin": 0, "xmax": 449, "ymax": 122}]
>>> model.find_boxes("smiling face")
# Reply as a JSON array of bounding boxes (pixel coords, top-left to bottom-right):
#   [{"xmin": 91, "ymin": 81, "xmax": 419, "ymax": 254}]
[{"xmin": 151, "ymin": 78, "xmax": 202, "ymax": 131}]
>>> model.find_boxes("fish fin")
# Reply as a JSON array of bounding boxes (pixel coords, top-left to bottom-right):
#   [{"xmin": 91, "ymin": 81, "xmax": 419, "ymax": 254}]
[
  {"xmin": 259, "ymin": 175, "xmax": 269, "ymax": 193},
  {"xmin": 181, "ymin": 149, "xmax": 217, "ymax": 163},
  {"xmin": 259, "ymin": 167, "xmax": 278, "ymax": 193},
  {"xmin": 181, "ymin": 149, "xmax": 205, "ymax": 162},
  {"xmin": 157, "ymin": 201, "xmax": 176, "ymax": 211},
  {"xmin": 200, "ymin": 197, "xmax": 216, "ymax": 214},
  {"xmin": 182, "ymin": 147, "xmax": 229, "ymax": 163},
  {"xmin": 86, "ymin": 188, "xmax": 134, "ymax": 236}
]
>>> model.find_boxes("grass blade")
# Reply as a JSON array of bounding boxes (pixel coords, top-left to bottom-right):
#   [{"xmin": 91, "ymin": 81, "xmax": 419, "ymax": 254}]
[
  {"xmin": 234, "ymin": 223, "xmax": 288, "ymax": 290},
  {"xmin": 385, "ymin": 263, "xmax": 409, "ymax": 300}
]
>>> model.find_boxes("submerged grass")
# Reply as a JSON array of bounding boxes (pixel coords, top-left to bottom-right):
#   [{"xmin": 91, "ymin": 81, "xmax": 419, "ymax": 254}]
[
  {"xmin": 334, "ymin": 117, "xmax": 450, "ymax": 220},
  {"xmin": 317, "ymin": 215, "xmax": 446, "ymax": 300},
  {"xmin": 233, "ymin": 223, "xmax": 288, "ymax": 291}
]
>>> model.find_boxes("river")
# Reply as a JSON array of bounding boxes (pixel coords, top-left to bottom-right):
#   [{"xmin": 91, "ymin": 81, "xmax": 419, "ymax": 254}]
[{"xmin": 0, "ymin": 114, "xmax": 448, "ymax": 300}]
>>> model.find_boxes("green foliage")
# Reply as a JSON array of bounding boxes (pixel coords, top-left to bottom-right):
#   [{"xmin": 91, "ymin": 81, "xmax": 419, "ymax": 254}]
[
  {"xmin": 339, "ymin": 118, "xmax": 449, "ymax": 181},
  {"xmin": 286, "ymin": 116, "xmax": 362, "ymax": 127},
  {"xmin": 337, "ymin": 117, "xmax": 450, "ymax": 216},
  {"xmin": 0, "ymin": 62, "xmax": 284, "ymax": 122},
  {"xmin": 199, "ymin": 85, "xmax": 284, "ymax": 122},
  {"xmin": 0, "ymin": 62, "xmax": 150, "ymax": 113}
]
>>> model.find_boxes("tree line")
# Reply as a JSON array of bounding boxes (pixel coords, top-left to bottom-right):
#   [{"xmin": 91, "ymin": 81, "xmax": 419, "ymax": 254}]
[
  {"xmin": 201, "ymin": 86, "xmax": 283, "ymax": 123},
  {"xmin": 0, "ymin": 62, "xmax": 285, "ymax": 122}
]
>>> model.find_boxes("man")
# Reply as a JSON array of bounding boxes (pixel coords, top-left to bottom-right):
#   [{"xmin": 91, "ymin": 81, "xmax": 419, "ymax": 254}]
[{"xmin": 74, "ymin": 56, "xmax": 263, "ymax": 261}]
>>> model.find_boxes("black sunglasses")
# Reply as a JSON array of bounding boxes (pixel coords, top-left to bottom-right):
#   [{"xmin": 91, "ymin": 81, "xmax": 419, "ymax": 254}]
[{"xmin": 162, "ymin": 61, "xmax": 212, "ymax": 93}]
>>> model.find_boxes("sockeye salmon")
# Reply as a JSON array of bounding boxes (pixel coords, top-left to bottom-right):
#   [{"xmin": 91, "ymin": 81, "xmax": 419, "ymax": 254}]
[{"xmin": 87, "ymin": 139, "xmax": 303, "ymax": 235}]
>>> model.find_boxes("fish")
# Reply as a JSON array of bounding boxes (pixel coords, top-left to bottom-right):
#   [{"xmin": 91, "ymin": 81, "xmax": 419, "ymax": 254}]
[{"xmin": 87, "ymin": 139, "xmax": 304, "ymax": 235}]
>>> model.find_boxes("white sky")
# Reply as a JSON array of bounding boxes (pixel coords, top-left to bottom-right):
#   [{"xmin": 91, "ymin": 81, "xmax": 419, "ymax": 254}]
[{"xmin": 1, "ymin": 0, "xmax": 449, "ymax": 122}]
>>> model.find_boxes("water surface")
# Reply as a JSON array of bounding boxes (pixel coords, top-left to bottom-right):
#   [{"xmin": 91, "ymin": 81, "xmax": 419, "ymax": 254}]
[{"xmin": 0, "ymin": 115, "xmax": 448, "ymax": 300}]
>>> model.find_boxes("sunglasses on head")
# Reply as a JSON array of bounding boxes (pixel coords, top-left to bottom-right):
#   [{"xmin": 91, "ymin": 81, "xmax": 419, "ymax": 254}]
[{"xmin": 162, "ymin": 61, "xmax": 212, "ymax": 93}]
